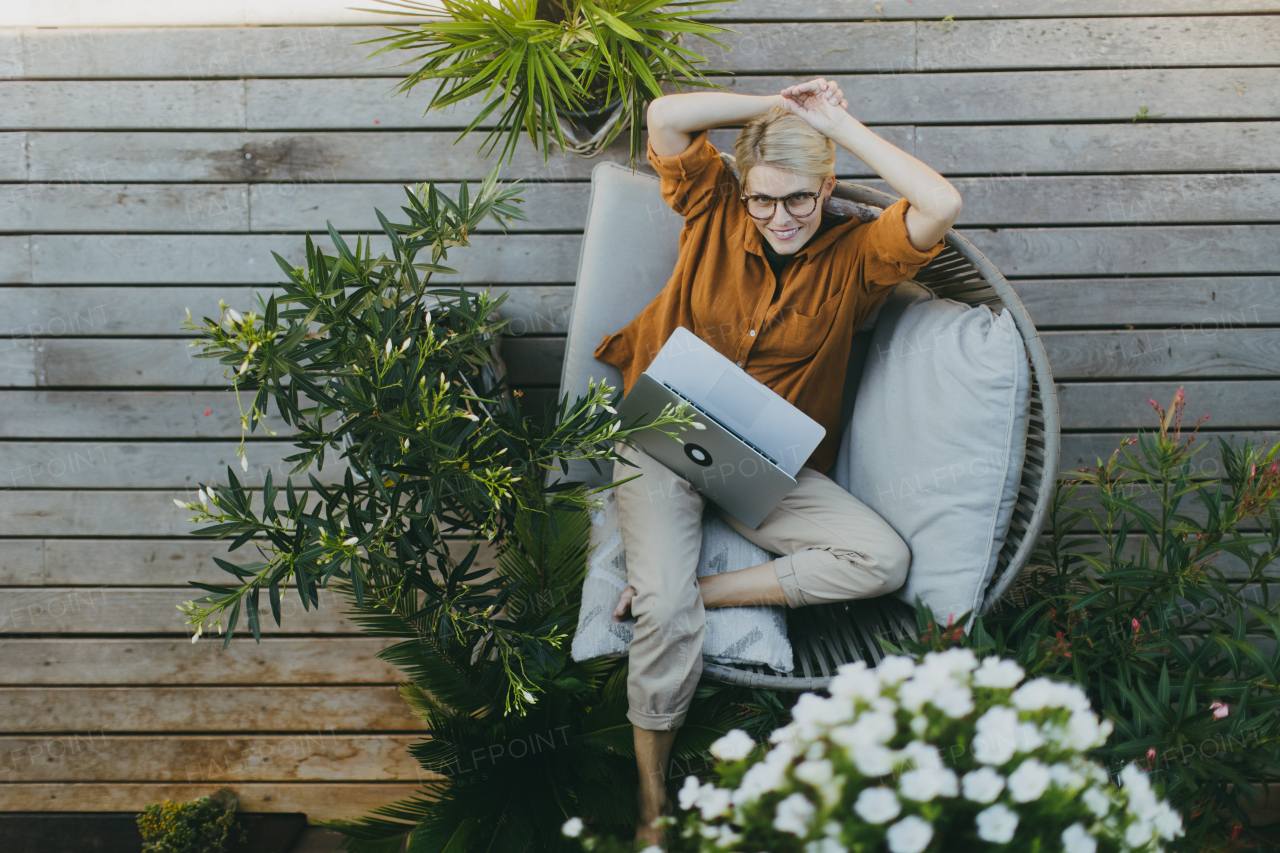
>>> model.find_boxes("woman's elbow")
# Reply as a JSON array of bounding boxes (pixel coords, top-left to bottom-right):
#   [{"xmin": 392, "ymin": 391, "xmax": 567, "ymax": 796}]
[{"xmin": 646, "ymin": 96, "xmax": 670, "ymax": 131}]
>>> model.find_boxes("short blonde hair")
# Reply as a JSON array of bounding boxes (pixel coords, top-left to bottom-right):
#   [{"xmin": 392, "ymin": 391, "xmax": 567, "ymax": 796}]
[{"xmin": 733, "ymin": 105, "xmax": 835, "ymax": 190}]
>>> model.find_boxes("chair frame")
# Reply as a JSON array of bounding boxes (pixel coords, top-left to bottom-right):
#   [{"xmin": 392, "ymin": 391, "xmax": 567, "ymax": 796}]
[{"xmin": 701, "ymin": 181, "xmax": 1061, "ymax": 692}]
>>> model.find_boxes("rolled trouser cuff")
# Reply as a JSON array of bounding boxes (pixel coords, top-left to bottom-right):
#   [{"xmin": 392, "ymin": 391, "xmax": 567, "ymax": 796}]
[
  {"xmin": 773, "ymin": 548, "xmax": 898, "ymax": 608},
  {"xmin": 626, "ymin": 706, "xmax": 689, "ymax": 731}
]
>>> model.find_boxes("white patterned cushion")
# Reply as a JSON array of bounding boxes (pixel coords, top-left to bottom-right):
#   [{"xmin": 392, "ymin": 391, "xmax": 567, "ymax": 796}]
[{"xmin": 571, "ymin": 489, "xmax": 794, "ymax": 672}]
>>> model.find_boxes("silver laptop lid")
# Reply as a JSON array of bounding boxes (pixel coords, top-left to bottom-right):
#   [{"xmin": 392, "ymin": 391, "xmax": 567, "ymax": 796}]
[{"xmin": 645, "ymin": 327, "xmax": 826, "ymax": 477}]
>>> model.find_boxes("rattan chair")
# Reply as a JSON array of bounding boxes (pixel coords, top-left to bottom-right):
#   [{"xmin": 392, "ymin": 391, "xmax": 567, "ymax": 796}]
[{"xmin": 554, "ymin": 162, "xmax": 1060, "ymax": 694}]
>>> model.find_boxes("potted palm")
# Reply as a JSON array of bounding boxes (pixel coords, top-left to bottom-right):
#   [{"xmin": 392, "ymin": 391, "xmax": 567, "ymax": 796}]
[{"xmin": 358, "ymin": 0, "xmax": 738, "ymax": 165}]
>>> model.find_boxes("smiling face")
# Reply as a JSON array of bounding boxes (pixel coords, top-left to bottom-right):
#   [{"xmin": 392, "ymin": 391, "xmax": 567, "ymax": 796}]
[{"xmin": 742, "ymin": 163, "xmax": 837, "ymax": 255}]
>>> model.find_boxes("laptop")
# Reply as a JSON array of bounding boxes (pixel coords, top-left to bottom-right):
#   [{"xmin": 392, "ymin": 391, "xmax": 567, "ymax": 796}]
[{"xmin": 615, "ymin": 327, "xmax": 826, "ymax": 528}]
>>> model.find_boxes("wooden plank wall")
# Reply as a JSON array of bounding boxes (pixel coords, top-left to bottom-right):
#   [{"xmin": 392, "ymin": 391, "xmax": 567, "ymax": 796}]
[{"xmin": 2, "ymin": 0, "xmax": 1279, "ymax": 822}]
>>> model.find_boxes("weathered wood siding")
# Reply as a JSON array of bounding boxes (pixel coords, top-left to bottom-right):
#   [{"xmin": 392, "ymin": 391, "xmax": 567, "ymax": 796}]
[{"xmin": 3, "ymin": 2, "xmax": 1279, "ymax": 821}]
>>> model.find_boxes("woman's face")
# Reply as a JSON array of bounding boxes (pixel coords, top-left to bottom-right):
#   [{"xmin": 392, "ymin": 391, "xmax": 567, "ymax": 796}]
[{"xmin": 742, "ymin": 163, "xmax": 837, "ymax": 255}]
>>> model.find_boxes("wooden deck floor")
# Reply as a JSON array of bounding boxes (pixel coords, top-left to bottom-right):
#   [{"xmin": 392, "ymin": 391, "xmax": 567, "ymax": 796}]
[{"xmin": 2, "ymin": 1, "xmax": 1279, "ymax": 820}]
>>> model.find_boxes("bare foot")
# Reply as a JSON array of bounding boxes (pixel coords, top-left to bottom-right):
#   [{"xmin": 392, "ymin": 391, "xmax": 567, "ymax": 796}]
[{"xmin": 614, "ymin": 584, "xmax": 636, "ymax": 621}]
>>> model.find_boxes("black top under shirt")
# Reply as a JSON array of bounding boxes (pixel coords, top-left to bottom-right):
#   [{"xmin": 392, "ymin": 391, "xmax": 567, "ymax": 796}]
[{"xmin": 759, "ymin": 213, "xmax": 846, "ymax": 295}]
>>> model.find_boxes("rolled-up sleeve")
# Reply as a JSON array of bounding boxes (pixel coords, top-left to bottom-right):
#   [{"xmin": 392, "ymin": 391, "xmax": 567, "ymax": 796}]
[
  {"xmin": 857, "ymin": 197, "xmax": 947, "ymax": 288},
  {"xmin": 645, "ymin": 130, "xmax": 733, "ymax": 222}
]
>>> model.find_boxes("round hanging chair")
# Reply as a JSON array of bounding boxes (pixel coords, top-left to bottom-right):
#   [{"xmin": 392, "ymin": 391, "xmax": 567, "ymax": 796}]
[{"xmin": 699, "ymin": 180, "xmax": 1061, "ymax": 692}]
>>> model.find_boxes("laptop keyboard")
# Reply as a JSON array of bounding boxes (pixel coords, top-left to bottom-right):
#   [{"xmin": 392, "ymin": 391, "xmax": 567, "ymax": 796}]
[{"xmin": 660, "ymin": 380, "xmax": 781, "ymax": 467}]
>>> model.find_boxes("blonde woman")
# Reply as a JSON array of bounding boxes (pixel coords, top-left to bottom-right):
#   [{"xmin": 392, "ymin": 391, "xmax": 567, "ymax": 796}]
[{"xmin": 593, "ymin": 78, "xmax": 963, "ymax": 848}]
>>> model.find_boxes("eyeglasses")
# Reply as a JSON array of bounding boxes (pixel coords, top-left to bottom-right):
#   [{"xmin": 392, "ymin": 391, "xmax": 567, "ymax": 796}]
[{"xmin": 739, "ymin": 190, "xmax": 821, "ymax": 221}]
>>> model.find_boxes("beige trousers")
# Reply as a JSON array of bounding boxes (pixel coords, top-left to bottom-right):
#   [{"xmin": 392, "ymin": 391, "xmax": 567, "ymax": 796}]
[{"xmin": 613, "ymin": 441, "xmax": 911, "ymax": 731}]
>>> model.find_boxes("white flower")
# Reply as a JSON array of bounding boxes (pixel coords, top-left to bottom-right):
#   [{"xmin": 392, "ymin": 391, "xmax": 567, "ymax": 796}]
[
  {"xmin": 1048, "ymin": 707, "xmax": 1106, "ymax": 751},
  {"xmin": 805, "ymin": 839, "xmax": 846, "ymax": 853},
  {"xmin": 972, "ymin": 707, "xmax": 1018, "ymax": 765},
  {"xmin": 714, "ymin": 825, "xmax": 743, "ymax": 848},
  {"xmin": 1062, "ymin": 823, "xmax": 1097, "ymax": 853},
  {"xmin": 886, "ymin": 815, "xmax": 933, "ymax": 853},
  {"xmin": 773, "ymin": 792, "xmax": 816, "ymax": 836},
  {"xmin": 830, "ymin": 711, "xmax": 896, "ymax": 751},
  {"xmin": 973, "ymin": 656, "xmax": 1025, "ymax": 689},
  {"xmin": 1049, "ymin": 762, "xmax": 1086, "ymax": 793},
  {"xmin": 342, "ymin": 536, "xmax": 359, "ymax": 546},
  {"xmin": 1152, "ymin": 802, "xmax": 1185, "ymax": 840},
  {"xmin": 876, "ymin": 655, "xmax": 917, "ymax": 685},
  {"xmin": 972, "ymin": 707, "xmax": 1044, "ymax": 766},
  {"xmin": 932, "ymin": 681, "xmax": 975, "ymax": 718},
  {"xmin": 173, "ymin": 498, "xmax": 187, "ymax": 509},
  {"xmin": 850, "ymin": 744, "xmax": 896, "ymax": 777},
  {"xmin": 197, "ymin": 488, "xmax": 208, "ymax": 508},
  {"xmin": 897, "ymin": 676, "xmax": 939, "ymax": 713},
  {"xmin": 639, "ymin": 847, "xmax": 663, "ymax": 853},
  {"xmin": 677, "ymin": 775, "xmax": 702, "ymax": 810},
  {"xmin": 899, "ymin": 768, "xmax": 959, "ymax": 802},
  {"xmin": 1008, "ymin": 759, "xmax": 1052, "ymax": 803},
  {"xmin": 240, "ymin": 454, "xmax": 249, "ymax": 472},
  {"xmin": 733, "ymin": 742, "xmax": 795, "ymax": 805},
  {"xmin": 975, "ymin": 803, "xmax": 1019, "ymax": 844},
  {"xmin": 1119, "ymin": 763, "xmax": 1158, "ymax": 817},
  {"xmin": 922, "ymin": 647, "xmax": 978, "ymax": 676},
  {"xmin": 1125, "ymin": 819, "xmax": 1156, "ymax": 848},
  {"xmin": 794, "ymin": 758, "xmax": 843, "ymax": 806},
  {"xmin": 561, "ymin": 817, "xmax": 584, "ymax": 838},
  {"xmin": 901, "ymin": 741, "xmax": 943, "ymax": 771},
  {"xmin": 710, "ymin": 729, "xmax": 756, "ymax": 761},
  {"xmin": 853, "ymin": 787, "xmax": 901, "ymax": 824},
  {"xmin": 697, "ymin": 786, "xmax": 732, "ymax": 820},
  {"xmin": 961, "ymin": 767, "xmax": 1005, "ymax": 804},
  {"xmin": 791, "ymin": 692, "xmax": 852, "ymax": 739},
  {"xmin": 831, "ymin": 660, "xmax": 881, "ymax": 703},
  {"xmin": 1012, "ymin": 677, "xmax": 1091, "ymax": 713},
  {"xmin": 226, "ymin": 307, "xmax": 243, "ymax": 324},
  {"xmin": 1082, "ymin": 787, "xmax": 1111, "ymax": 818}
]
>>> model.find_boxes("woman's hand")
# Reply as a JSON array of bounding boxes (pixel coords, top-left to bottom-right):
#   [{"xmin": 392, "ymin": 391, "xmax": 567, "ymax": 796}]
[{"xmin": 779, "ymin": 78, "xmax": 851, "ymax": 136}]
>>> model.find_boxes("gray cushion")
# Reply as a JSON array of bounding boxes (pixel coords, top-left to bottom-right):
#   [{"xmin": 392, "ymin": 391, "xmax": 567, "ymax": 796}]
[
  {"xmin": 831, "ymin": 280, "xmax": 1031, "ymax": 622},
  {"xmin": 554, "ymin": 163, "xmax": 684, "ymax": 489}
]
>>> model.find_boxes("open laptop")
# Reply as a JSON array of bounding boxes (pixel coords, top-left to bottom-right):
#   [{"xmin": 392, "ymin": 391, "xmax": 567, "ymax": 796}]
[{"xmin": 615, "ymin": 327, "xmax": 826, "ymax": 528}]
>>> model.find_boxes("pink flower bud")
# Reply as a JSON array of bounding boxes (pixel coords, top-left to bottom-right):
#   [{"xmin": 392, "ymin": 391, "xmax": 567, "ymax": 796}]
[
  {"xmin": 1147, "ymin": 748, "xmax": 1157, "ymax": 764},
  {"xmin": 1210, "ymin": 701, "xmax": 1229, "ymax": 719},
  {"xmin": 1132, "ymin": 618, "xmax": 1140, "ymax": 632}
]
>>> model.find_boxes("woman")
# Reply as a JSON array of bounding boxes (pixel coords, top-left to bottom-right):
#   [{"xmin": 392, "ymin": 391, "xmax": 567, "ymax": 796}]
[{"xmin": 594, "ymin": 78, "xmax": 963, "ymax": 848}]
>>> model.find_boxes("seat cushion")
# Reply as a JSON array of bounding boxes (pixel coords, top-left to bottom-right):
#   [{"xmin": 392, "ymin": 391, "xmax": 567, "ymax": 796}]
[
  {"xmin": 570, "ymin": 488, "xmax": 793, "ymax": 672},
  {"xmin": 832, "ymin": 280, "xmax": 1031, "ymax": 623}
]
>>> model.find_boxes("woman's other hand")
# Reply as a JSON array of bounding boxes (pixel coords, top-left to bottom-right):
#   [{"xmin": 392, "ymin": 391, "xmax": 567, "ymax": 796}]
[{"xmin": 779, "ymin": 78, "xmax": 851, "ymax": 136}]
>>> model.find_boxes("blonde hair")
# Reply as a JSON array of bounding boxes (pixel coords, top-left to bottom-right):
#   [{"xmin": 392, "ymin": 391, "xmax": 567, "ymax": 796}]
[{"xmin": 733, "ymin": 105, "xmax": 835, "ymax": 190}]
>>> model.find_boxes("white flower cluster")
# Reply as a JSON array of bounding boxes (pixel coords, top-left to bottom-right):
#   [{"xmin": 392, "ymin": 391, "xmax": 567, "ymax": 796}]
[{"xmin": 664, "ymin": 649, "xmax": 1185, "ymax": 853}]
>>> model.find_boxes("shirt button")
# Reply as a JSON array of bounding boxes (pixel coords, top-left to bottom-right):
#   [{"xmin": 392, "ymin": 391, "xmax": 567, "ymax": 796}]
[
  {"xmin": 749, "ymin": 329, "xmax": 756, "ymax": 337},
  {"xmin": 735, "ymin": 360, "xmax": 743, "ymax": 367}
]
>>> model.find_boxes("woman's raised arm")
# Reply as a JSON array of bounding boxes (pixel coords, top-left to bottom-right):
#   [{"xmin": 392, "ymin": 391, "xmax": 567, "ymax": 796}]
[{"xmin": 645, "ymin": 91, "xmax": 782, "ymax": 159}]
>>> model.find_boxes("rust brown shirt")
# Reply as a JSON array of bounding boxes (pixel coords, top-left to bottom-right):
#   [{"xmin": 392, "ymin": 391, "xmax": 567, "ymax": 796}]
[{"xmin": 594, "ymin": 130, "xmax": 945, "ymax": 474}]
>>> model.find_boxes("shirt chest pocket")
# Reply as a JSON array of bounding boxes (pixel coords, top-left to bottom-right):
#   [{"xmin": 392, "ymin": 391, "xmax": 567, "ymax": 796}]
[{"xmin": 764, "ymin": 289, "xmax": 845, "ymax": 361}]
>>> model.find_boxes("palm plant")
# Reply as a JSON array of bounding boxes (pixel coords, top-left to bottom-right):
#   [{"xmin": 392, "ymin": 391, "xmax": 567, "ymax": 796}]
[
  {"xmin": 358, "ymin": 0, "xmax": 737, "ymax": 165},
  {"xmin": 315, "ymin": 498, "xmax": 757, "ymax": 853}
]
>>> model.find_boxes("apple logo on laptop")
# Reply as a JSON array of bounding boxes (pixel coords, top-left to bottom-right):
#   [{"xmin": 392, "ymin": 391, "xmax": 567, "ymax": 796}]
[{"xmin": 684, "ymin": 443, "xmax": 713, "ymax": 467}]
